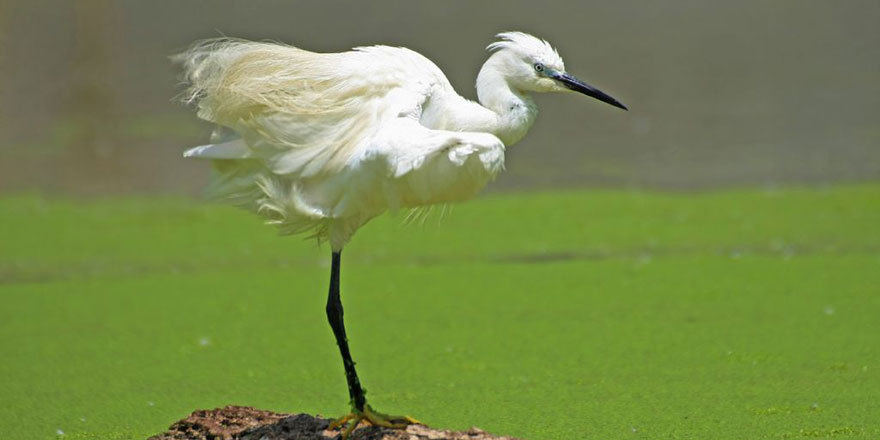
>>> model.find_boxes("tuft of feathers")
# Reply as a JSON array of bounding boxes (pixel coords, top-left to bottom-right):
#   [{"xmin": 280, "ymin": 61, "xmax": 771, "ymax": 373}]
[
  {"xmin": 487, "ymin": 31, "xmax": 564, "ymax": 68},
  {"xmin": 172, "ymin": 38, "xmax": 417, "ymax": 178}
]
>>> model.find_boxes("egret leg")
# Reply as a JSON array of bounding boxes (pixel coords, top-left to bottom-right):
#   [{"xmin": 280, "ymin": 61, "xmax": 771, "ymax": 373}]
[
  {"xmin": 325, "ymin": 250, "xmax": 367, "ymax": 411},
  {"xmin": 325, "ymin": 250, "xmax": 422, "ymax": 438}
]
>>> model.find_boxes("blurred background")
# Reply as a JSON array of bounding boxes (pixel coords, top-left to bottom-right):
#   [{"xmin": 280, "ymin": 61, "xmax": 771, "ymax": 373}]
[
  {"xmin": 3, "ymin": 4, "xmax": 879, "ymax": 439},
  {"xmin": 0, "ymin": 0, "xmax": 877, "ymax": 195}
]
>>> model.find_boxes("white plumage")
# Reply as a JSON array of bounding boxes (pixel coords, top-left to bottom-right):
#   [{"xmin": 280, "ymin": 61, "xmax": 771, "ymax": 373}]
[
  {"xmin": 176, "ymin": 32, "xmax": 626, "ymax": 250},
  {"xmin": 174, "ymin": 32, "xmax": 626, "ymax": 435}
]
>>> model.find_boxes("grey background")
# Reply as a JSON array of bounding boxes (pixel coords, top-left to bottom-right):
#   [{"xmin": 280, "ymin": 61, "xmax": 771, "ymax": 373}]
[{"xmin": 1, "ymin": 0, "xmax": 877, "ymax": 194}]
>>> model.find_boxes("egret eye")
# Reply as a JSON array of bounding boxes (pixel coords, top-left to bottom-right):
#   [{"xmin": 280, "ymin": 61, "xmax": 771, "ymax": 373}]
[{"xmin": 534, "ymin": 63, "xmax": 544, "ymax": 72}]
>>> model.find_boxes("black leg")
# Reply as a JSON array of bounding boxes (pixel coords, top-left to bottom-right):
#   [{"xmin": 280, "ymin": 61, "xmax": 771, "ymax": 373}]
[{"xmin": 326, "ymin": 250, "xmax": 367, "ymax": 412}]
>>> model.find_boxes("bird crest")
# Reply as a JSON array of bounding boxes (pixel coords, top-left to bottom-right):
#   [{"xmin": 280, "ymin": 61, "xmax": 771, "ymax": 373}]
[{"xmin": 487, "ymin": 31, "xmax": 564, "ymax": 70}]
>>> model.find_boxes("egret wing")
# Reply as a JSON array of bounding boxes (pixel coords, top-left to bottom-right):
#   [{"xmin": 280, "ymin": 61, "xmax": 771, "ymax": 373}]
[
  {"xmin": 175, "ymin": 39, "xmax": 445, "ymax": 178},
  {"xmin": 365, "ymin": 117, "xmax": 506, "ymax": 208}
]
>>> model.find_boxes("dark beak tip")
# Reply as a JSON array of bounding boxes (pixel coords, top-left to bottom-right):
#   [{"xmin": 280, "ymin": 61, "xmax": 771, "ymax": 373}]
[{"xmin": 556, "ymin": 72, "xmax": 628, "ymax": 112}]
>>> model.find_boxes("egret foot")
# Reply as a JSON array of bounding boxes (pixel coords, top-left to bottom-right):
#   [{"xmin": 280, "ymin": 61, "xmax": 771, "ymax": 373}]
[{"xmin": 329, "ymin": 405, "xmax": 422, "ymax": 439}]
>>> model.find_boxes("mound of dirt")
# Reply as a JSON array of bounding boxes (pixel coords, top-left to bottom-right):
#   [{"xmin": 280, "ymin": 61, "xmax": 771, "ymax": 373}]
[{"xmin": 148, "ymin": 405, "xmax": 521, "ymax": 440}]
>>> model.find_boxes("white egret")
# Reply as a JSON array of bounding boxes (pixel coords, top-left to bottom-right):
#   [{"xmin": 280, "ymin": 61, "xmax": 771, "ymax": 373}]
[{"xmin": 175, "ymin": 31, "xmax": 626, "ymax": 437}]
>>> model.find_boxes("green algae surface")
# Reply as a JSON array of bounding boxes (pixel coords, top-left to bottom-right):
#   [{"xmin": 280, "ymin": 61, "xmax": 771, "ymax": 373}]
[{"xmin": 1, "ymin": 184, "xmax": 878, "ymax": 439}]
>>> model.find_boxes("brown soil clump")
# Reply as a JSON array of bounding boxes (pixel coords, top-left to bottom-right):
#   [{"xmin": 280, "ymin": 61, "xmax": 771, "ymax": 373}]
[{"xmin": 149, "ymin": 405, "xmax": 521, "ymax": 440}]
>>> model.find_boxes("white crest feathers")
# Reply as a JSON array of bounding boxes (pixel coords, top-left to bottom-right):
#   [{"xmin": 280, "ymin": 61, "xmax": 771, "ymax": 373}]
[{"xmin": 487, "ymin": 31, "xmax": 564, "ymax": 68}]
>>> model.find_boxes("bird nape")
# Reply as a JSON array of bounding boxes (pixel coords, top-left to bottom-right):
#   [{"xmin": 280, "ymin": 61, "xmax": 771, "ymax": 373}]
[{"xmin": 175, "ymin": 31, "xmax": 626, "ymax": 437}]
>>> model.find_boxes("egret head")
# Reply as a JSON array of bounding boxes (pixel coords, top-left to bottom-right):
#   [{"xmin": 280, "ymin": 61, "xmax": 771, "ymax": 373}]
[{"xmin": 487, "ymin": 32, "xmax": 627, "ymax": 110}]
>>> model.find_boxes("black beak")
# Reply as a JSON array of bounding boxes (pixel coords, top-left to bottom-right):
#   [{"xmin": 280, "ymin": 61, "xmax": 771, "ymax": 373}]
[{"xmin": 552, "ymin": 71, "xmax": 628, "ymax": 111}]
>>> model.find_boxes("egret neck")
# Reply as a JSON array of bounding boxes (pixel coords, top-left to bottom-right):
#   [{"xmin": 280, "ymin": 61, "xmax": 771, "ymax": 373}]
[{"xmin": 474, "ymin": 54, "xmax": 538, "ymax": 146}]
